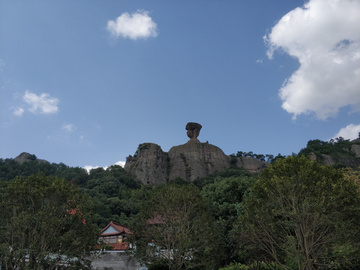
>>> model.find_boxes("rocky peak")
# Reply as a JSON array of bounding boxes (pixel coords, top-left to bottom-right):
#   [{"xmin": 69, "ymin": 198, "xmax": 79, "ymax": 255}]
[
  {"xmin": 124, "ymin": 123, "xmax": 268, "ymax": 184},
  {"xmin": 125, "ymin": 143, "xmax": 169, "ymax": 185},
  {"xmin": 14, "ymin": 152, "xmax": 48, "ymax": 164}
]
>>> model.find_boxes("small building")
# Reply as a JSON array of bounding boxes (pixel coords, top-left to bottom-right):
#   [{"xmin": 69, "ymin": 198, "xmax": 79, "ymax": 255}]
[{"xmin": 99, "ymin": 221, "xmax": 132, "ymax": 250}]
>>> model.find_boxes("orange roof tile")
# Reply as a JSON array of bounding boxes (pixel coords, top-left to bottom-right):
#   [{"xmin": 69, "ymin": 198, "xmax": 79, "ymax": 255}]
[{"xmin": 100, "ymin": 221, "xmax": 132, "ymax": 236}]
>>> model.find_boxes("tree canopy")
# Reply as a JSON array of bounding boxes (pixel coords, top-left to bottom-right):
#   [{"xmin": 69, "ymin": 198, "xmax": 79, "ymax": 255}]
[
  {"xmin": 131, "ymin": 185, "xmax": 218, "ymax": 270},
  {"xmin": 239, "ymin": 156, "xmax": 360, "ymax": 270},
  {"xmin": 0, "ymin": 173, "xmax": 100, "ymax": 270}
]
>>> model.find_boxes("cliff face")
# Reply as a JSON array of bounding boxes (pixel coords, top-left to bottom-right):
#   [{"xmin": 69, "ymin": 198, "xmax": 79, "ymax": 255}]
[
  {"xmin": 168, "ymin": 140, "xmax": 230, "ymax": 181},
  {"xmin": 235, "ymin": 157, "xmax": 268, "ymax": 173},
  {"xmin": 124, "ymin": 140, "xmax": 268, "ymax": 185},
  {"xmin": 351, "ymin": 139, "xmax": 360, "ymax": 157},
  {"xmin": 124, "ymin": 122, "xmax": 269, "ymax": 185},
  {"xmin": 124, "ymin": 143, "xmax": 169, "ymax": 185}
]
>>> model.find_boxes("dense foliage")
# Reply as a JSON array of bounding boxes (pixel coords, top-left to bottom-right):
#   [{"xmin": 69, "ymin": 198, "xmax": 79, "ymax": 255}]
[
  {"xmin": 0, "ymin": 158, "xmax": 147, "ymax": 228},
  {"xmin": 0, "ymin": 173, "xmax": 100, "ymax": 270},
  {"xmin": 239, "ymin": 156, "xmax": 360, "ymax": 270},
  {"xmin": 131, "ymin": 185, "xmax": 218, "ymax": 270}
]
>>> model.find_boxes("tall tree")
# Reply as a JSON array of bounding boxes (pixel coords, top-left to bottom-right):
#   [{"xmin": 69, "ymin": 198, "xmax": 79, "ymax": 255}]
[
  {"xmin": 201, "ymin": 175, "xmax": 256, "ymax": 265},
  {"xmin": 239, "ymin": 156, "xmax": 360, "ymax": 270},
  {"xmin": 0, "ymin": 173, "xmax": 100, "ymax": 270},
  {"xmin": 131, "ymin": 185, "xmax": 217, "ymax": 270}
]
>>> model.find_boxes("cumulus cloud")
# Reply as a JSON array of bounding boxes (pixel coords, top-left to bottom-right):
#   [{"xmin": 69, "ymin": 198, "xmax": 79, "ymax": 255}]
[
  {"xmin": 62, "ymin": 124, "xmax": 76, "ymax": 132},
  {"xmin": 22, "ymin": 91, "xmax": 59, "ymax": 114},
  {"xmin": 12, "ymin": 107, "xmax": 25, "ymax": 116},
  {"xmin": 332, "ymin": 124, "xmax": 360, "ymax": 141},
  {"xmin": 265, "ymin": 0, "xmax": 360, "ymax": 120},
  {"xmin": 107, "ymin": 10, "xmax": 158, "ymax": 40}
]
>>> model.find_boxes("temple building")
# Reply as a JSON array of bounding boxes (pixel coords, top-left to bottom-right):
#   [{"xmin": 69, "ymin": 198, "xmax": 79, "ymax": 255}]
[{"xmin": 99, "ymin": 221, "xmax": 132, "ymax": 250}]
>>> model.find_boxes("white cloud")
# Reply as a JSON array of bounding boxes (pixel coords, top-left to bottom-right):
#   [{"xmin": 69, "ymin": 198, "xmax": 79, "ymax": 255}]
[
  {"xmin": 332, "ymin": 124, "xmax": 360, "ymax": 141},
  {"xmin": 84, "ymin": 165, "xmax": 101, "ymax": 173},
  {"xmin": 115, "ymin": 161, "xmax": 126, "ymax": 167},
  {"xmin": 84, "ymin": 161, "xmax": 125, "ymax": 173},
  {"xmin": 265, "ymin": 0, "xmax": 360, "ymax": 120},
  {"xmin": 62, "ymin": 123, "xmax": 76, "ymax": 132},
  {"xmin": 107, "ymin": 10, "xmax": 158, "ymax": 40},
  {"xmin": 12, "ymin": 107, "xmax": 25, "ymax": 116},
  {"xmin": 23, "ymin": 91, "xmax": 59, "ymax": 114}
]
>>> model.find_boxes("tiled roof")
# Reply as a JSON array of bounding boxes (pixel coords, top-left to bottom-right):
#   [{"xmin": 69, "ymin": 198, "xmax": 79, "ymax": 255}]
[{"xmin": 100, "ymin": 221, "xmax": 132, "ymax": 236}]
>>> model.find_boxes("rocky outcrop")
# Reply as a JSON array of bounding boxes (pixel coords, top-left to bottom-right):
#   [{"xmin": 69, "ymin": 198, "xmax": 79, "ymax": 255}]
[
  {"xmin": 124, "ymin": 122, "xmax": 269, "ymax": 184},
  {"xmin": 124, "ymin": 143, "xmax": 169, "ymax": 185},
  {"xmin": 310, "ymin": 152, "xmax": 360, "ymax": 168},
  {"xmin": 14, "ymin": 152, "xmax": 48, "ymax": 164},
  {"xmin": 351, "ymin": 139, "xmax": 360, "ymax": 157},
  {"xmin": 235, "ymin": 157, "xmax": 268, "ymax": 173},
  {"xmin": 321, "ymin": 154, "xmax": 335, "ymax": 166},
  {"xmin": 168, "ymin": 140, "xmax": 230, "ymax": 181}
]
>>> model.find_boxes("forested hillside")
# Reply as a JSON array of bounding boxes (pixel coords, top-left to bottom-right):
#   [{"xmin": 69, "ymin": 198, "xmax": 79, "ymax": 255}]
[{"xmin": 1, "ymin": 138, "xmax": 360, "ymax": 269}]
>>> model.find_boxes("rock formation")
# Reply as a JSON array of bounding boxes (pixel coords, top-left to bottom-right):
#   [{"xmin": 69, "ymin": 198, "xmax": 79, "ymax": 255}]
[
  {"xmin": 124, "ymin": 143, "xmax": 169, "ymax": 185},
  {"xmin": 235, "ymin": 157, "xmax": 267, "ymax": 173},
  {"xmin": 308, "ymin": 138, "xmax": 360, "ymax": 168},
  {"xmin": 351, "ymin": 139, "xmax": 360, "ymax": 157},
  {"xmin": 168, "ymin": 139, "xmax": 230, "ymax": 181},
  {"xmin": 124, "ymin": 122, "xmax": 268, "ymax": 184},
  {"xmin": 14, "ymin": 152, "xmax": 48, "ymax": 164},
  {"xmin": 186, "ymin": 122, "xmax": 202, "ymax": 142}
]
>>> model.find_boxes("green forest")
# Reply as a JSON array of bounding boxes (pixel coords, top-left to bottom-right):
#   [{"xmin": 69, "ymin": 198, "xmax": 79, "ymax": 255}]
[{"xmin": 1, "ymin": 138, "xmax": 360, "ymax": 270}]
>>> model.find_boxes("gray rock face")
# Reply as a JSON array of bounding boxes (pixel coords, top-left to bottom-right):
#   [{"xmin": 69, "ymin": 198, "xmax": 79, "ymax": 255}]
[
  {"xmin": 186, "ymin": 122, "xmax": 202, "ymax": 142},
  {"xmin": 235, "ymin": 156, "xmax": 268, "ymax": 173},
  {"xmin": 14, "ymin": 152, "xmax": 48, "ymax": 164},
  {"xmin": 124, "ymin": 143, "xmax": 169, "ymax": 185},
  {"xmin": 351, "ymin": 140, "xmax": 360, "ymax": 157},
  {"xmin": 321, "ymin": 154, "xmax": 335, "ymax": 166},
  {"xmin": 168, "ymin": 140, "xmax": 230, "ymax": 181},
  {"xmin": 124, "ymin": 140, "xmax": 268, "ymax": 184}
]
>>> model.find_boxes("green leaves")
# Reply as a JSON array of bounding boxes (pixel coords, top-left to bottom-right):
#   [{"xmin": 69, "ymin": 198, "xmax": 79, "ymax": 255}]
[
  {"xmin": 239, "ymin": 156, "xmax": 360, "ymax": 270},
  {"xmin": 0, "ymin": 172, "xmax": 100, "ymax": 270},
  {"xmin": 131, "ymin": 185, "xmax": 217, "ymax": 270}
]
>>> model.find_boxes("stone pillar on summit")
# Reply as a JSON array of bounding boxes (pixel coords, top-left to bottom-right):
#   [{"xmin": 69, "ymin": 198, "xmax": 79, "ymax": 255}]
[{"xmin": 186, "ymin": 122, "xmax": 202, "ymax": 142}]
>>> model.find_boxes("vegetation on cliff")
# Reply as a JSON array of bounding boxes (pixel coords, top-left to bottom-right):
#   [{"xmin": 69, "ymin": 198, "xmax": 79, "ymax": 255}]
[{"xmin": 298, "ymin": 137, "xmax": 360, "ymax": 168}]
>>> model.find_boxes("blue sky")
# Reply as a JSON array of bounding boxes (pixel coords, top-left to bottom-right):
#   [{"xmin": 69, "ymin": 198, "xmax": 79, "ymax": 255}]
[{"xmin": 1, "ymin": 0, "xmax": 359, "ymax": 170}]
